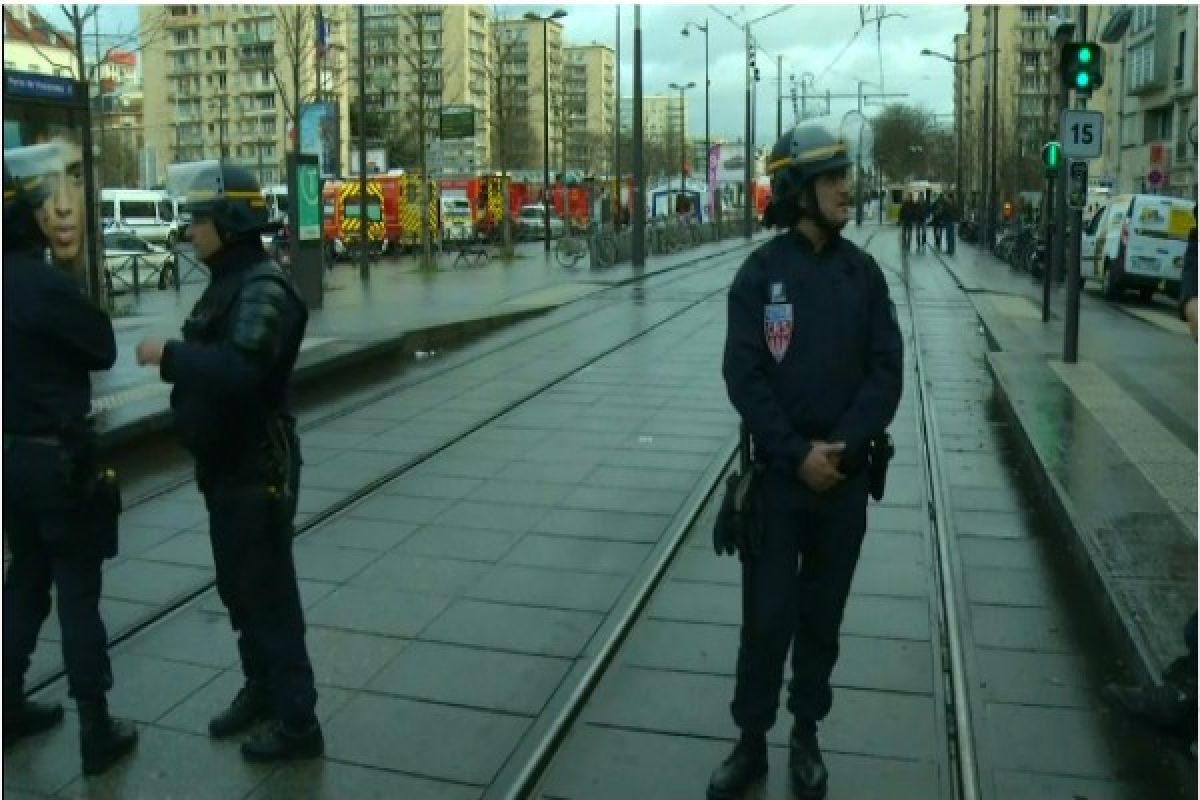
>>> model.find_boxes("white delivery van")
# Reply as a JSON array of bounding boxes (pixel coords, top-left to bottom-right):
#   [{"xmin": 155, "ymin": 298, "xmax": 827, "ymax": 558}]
[
  {"xmin": 1085, "ymin": 194, "xmax": 1196, "ymax": 302},
  {"xmin": 99, "ymin": 189, "xmax": 181, "ymax": 246},
  {"xmin": 440, "ymin": 197, "xmax": 473, "ymax": 242}
]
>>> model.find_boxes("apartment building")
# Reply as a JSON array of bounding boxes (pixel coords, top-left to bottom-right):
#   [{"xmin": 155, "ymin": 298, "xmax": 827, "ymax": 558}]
[
  {"xmin": 619, "ymin": 95, "xmax": 689, "ymax": 141},
  {"xmin": 348, "ymin": 5, "xmax": 491, "ymax": 174},
  {"xmin": 1102, "ymin": 5, "xmax": 1197, "ymax": 199},
  {"xmin": 563, "ymin": 44, "xmax": 615, "ymax": 177},
  {"xmin": 494, "ymin": 17, "xmax": 566, "ymax": 173},
  {"xmin": 140, "ymin": 4, "xmax": 352, "ymax": 187}
]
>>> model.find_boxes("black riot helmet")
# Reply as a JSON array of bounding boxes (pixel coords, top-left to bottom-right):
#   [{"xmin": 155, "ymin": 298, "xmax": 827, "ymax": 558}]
[
  {"xmin": 3, "ymin": 142, "xmax": 63, "ymax": 253},
  {"xmin": 763, "ymin": 123, "xmax": 852, "ymax": 232},
  {"xmin": 176, "ymin": 160, "xmax": 271, "ymax": 243}
]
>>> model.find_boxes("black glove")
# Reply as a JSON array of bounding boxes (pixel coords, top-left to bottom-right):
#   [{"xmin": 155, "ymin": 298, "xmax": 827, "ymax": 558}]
[{"xmin": 712, "ymin": 467, "xmax": 762, "ymax": 558}]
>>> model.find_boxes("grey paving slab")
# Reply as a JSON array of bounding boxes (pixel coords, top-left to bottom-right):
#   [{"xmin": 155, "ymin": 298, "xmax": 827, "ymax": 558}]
[
  {"xmin": 991, "ymin": 769, "xmax": 1156, "ymax": 800},
  {"xmin": 647, "ymin": 580, "xmax": 740, "ymax": 626},
  {"xmin": 432, "ymin": 500, "xmax": 551, "ymax": 533},
  {"xmin": 841, "ymin": 595, "xmax": 932, "ymax": 641},
  {"xmin": 53, "ymin": 725, "xmax": 268, "ymax": 800},
  {"xmin": 533, "ymin": 507, "xmax": 674, "ymax": 542},
  {"xmin": 669, "ymin": 548, "xmax": 742, "ymax": 585},
  {"xmin": 954, "ymin": 509, "xmax": 1028, "ymax": 539},
  {"xmin": 111, "ymin": 522, "xmax": 185, "ymax": 558},
  {"xmin": 975, "ymin": 649, "xmax": 1096, "ymax": 709},
  {"xmin": 300, "ymin": 515, "xmax": 418, "ymax": 551},
  {"xmin": 850, "ymin": 557, "xmax": 930, "ymax": 598},
  {"xmin": 321, "ymin": 693, "xmax": 530, "ymax": 786},
  {"xmin": 354, "ymin": 552, "xmax": 490, "ymax": 595},
  {"xmin": 305, "ymin": 584, "xmax": 453, "ymax": 638},
  {"xmin": 248, "ymin": 759, "xmax": 482, "ymax": 800},
  {"xmin": 868, "ymin": 505, "xmax": 929, "ymax": 534},
  {"xmin": 382, "ymin": 474, "xmax": 486, "ymax": 500},
  {"xmin": 584, "ymin": 465, "xmax": 701, "ymax": 493},
  {"xmin": 620, "ymin": 618, "xmax": 736, "ymax": 675},
  {"xmin": 98, "ymin": 559, "xmax": 213, "ymax": 606},
  {"xmin": 555, "ymin": 485, "xmax": 688, "ymax": 516},
  {"xmin": 494, "ymin": 459, "xmax": 597, "ymax": 485},
  {"xmin": 465, "ymin": 479, "xmax": 575, "ymax": 508},
  {"xmin": 969, "ymin": 604, "xmax": 1076, "ymax": 653},
  {"xmin": 419, "ymin": 598, "xmax": 603, "ymax": 658},
  {"xmin": 119, "ymin": 496, "xmax": 209, "ymax": 531},
  {"xmin": 36, "ymin": 596, "xmax": 154, "ymax": 646},
  {"xmin": 501, "ymin": 534, "xmax": 652, "ymax": 574},
  {"xmin": 136, "ymin": 530, "xmax": 214, "ymax": 569},
  {"xmin": 347, "ymin": 492, "xmax": 456, "ymax": 525},
  {"xmin": 464, "ymin": 564, "xmax": 629, "ymax": 613},
  {"xmin": 400, "ymin": 524, "xmax": 523, "ymax": 563},
  {"xmin": 963, "ymin": 565, "xmax": 1061, "ymax": 608},
  {"xmin": 367, "ymin": 640, "xmax": 570, "ymax": 715},
  {"xmin": 832, "ymin": 635, "xmax": 936, "ymax": 695},
  {"xmin": 292, "ymin": 541, "xmax": 378, "ymax": 583},
  {"xmin": 125, "ymin": 609, "xmax": 240, "ymax": 669},
  {"xmin": 859, "ymin": 530, "xmax": 926, "ymax": 565},
  {"xmin": 983, "ymin": 703, "xmax": 1132, "ymax": 778},
  {"xmin": 957, "ymin": 536, "xmax": 1053, "ymax": 572},
  {"xmin": 303, "ymin": 626, "xmax": 410, "ymax": 690},
  {"xmin": 156, "ymin": 669, "xmax": 354, "ymax": 736}
]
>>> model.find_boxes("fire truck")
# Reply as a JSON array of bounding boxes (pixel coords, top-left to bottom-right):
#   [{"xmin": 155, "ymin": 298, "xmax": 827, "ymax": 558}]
[{"xmin": 321, "ymin": 175, "xmax": 440, "ymax": 258}]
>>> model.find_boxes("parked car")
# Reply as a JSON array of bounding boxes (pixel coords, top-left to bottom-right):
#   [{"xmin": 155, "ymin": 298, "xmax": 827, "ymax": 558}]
[
  {"xmin": 1082, "ymin": 194, "xmax": 1196, "ymax": 302},
  {"xmin": 103, "ymin": 230, "xmax": 176, "ymax": 292},
  {"xmin": 517, "ymin": 204, "xmax": 566, "ymax": 240}
]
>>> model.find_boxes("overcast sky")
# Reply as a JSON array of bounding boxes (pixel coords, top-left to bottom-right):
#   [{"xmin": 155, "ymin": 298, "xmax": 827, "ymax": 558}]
[{"xmin": 37, "ymin": 2, "xmax": 966, "ymax": 143}]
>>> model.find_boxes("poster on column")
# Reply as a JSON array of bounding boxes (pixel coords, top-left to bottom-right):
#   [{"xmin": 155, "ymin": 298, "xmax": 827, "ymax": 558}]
[{"xmin": 299, "ymin": 102, "xmax": 339, "ymax": 177}]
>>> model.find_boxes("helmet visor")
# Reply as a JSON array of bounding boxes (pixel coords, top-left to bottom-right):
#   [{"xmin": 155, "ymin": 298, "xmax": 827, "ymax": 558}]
[{"xmin": 3, "ymin": 142, "xmax": 69, "ymax": 209}]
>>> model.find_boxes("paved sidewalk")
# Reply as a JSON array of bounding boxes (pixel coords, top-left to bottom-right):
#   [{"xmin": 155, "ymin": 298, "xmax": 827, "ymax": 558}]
[
  {"xmin": 93, "ymin": 235, "xmax": 761, "ymax": 447},
  {"xmin": 926, "ymin": 234, "xmax": 1196, "ymax": 684}
]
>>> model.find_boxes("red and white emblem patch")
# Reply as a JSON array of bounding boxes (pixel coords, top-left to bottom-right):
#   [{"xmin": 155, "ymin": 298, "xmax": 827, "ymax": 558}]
[{"xmin": 764, "ymin": 303, "xmax": 793, "ymax": 362}]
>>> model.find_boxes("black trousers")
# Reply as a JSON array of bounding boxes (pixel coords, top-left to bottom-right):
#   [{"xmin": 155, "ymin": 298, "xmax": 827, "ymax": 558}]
[
  {"xmin": 731, "ymin": 467, "xmax": 868, "ymax": 733},
  {"xmin": 203, "ymin": 448, "xmax": 317, "ymax": 728},
  {"xmin": 3, "ymin": 458, "xmax": 113, "ymax": 701}
]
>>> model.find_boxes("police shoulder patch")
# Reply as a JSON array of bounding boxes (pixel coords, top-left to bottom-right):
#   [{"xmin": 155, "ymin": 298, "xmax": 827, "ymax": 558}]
[{"xmin": 764, "ymin": 303, "xmax": 793, "ymax": 363}]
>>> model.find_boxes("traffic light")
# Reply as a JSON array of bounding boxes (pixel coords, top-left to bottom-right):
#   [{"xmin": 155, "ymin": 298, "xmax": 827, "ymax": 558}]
[
  {"xmin": 1041, "ymin": 141, "xmax": 1062, "ymax": 177},
  {"xmin": 1060, "ymin": 42, "xmax": 1105, "ymax": 93}
]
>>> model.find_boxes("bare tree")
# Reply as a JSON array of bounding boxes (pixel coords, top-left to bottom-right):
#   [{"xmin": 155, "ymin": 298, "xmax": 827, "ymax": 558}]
[{"xmin": 487, "ymin": 10, "xmax": 537, "ymax": 257}]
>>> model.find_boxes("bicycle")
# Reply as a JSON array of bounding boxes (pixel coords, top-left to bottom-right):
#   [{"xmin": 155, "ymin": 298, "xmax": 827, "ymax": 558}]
[
  {"xmin": 555, "ymin": 234, "xmax": 587, "ymax": 269},
  {"xmin": 592, "ymin": 230, "xmax": 619, "ymax": 268}
]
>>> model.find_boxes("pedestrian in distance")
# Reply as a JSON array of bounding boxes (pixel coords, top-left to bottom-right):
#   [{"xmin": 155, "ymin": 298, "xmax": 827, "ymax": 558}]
[
  {"xmin": 900, "ymin": 194, "xmax": 914, "ymax": 253},
  {"xmin": 710, "ymin": 122, "xmax": 904, "ymax": 800},
  {"xmin": 1101, "ymin": 205, "xmax": 1198, "ymax": 755},
  {"xmin": 3, "ymin": 141, "xmax": 138, "ymax": 775},
  {"xmin": 915, "ymin": 193, "xmax": 928, "ymax": 253},
  {"xmin": 135, "ymin": 162, "xmax": 323, "ymax": 763},
  {"xmin": 932, "ymin": 195, "xmax": 946, "ymax": 252},
  {"xmin": 943, "ymin": 192, "xmax": 957, "ymax": 256}
]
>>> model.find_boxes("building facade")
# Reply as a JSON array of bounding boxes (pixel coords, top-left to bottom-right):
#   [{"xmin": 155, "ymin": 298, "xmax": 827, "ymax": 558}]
[
  {"xmin": 140, "ymin": 4, "xmax": 352, "ymax": 187},
  {"xmin": 3, "ymin": 5, "xmax": 77, "ymax": 77},
  {"xmin": 494, "ymin": 17, "xmax": 565, "ymax": 175},
  {"xmin": 563, "ymin": 44, "xmax": 614, "ymax": 178},
  {"xmin": 619, "ymin": 95, "xmax": 689, "ymax": 141}
]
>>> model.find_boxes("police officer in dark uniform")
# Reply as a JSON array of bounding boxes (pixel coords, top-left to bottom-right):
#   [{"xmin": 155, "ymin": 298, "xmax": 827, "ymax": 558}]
[
  {"xmin": 710, "ymin": 124, "xmax": 904, "ymax": 800},
  {"xmin": 3, "ymin": 142, "xmax": 138, "ymax": 774},
  {"xmin": 135, "ymin": 162, "xmax": 322, "ymax": 762}
]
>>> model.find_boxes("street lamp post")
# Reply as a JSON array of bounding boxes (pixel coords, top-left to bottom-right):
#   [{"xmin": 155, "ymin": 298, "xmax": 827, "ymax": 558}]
[
  {"xmin": 668, "ymin": 81, "xmax": 695, "ymax": 211},
  {"xmin": 681, "ymin": 20, "xmax": 709, "ymax": 220},
  {"xmin": 209, "ymin": 96, "xmax": 227, "ymax": 162},
  {"xmin": 525, "ymin": 9, "xmax": 568, "ymax": 254},
  {"xmin": 920, "ymin": 47, "xmax": 993, "ymax": 229}
]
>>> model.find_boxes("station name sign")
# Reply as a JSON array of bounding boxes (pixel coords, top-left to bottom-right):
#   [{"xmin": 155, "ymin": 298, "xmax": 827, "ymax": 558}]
[{"xmin": 4, "ymin": 72, "xmax": 78, "ymax": 101}]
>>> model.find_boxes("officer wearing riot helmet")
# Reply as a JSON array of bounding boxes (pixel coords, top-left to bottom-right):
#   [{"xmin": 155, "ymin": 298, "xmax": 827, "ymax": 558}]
[
  {"xmin": 710, "ymin": 123, "xmax": 903, "ymax": 800},
  {"xmin": 135, "ymin": 162, "xmax": 322, "ymax": 762},
  {"xmin": 3, "ymin": 142, "xmax": 138, "ymax": 774}
]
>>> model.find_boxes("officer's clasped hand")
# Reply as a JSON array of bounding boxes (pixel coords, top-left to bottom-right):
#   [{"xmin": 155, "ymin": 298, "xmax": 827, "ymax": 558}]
[
  {"xmin": 135, "ymin": 338, "xmax": 166, "ymax": 367},
  {"xmin": 798, "ymin": 441, "xmax": 846, "ymax": 493}
]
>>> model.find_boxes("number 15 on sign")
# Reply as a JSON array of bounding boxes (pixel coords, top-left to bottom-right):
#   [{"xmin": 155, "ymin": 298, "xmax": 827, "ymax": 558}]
[{"xmin": 1060, "ymin": 110, "xmax": 1104, "ymax": 159}]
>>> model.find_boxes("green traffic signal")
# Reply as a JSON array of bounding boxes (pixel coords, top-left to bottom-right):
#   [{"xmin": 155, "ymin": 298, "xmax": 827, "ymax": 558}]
[
  {"xmin": 1042, "ymin": 141, "xmax": 1062, "ymax": 176},
  {"xmin": 1061, "ymin": 41, "xmax": 1105, "ymax": 92},
  {"xmin": 1078, "ymin": 46, "xmax": 1093, "ymax": 65},
  {"xmin": 1076, "ymin": 72, "xmax": 1090, "ymax": 90}
]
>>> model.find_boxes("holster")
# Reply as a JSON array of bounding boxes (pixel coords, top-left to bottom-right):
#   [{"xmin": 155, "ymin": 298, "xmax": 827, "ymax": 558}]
[
  {"xmin": 867, "ymin": 432, "xmax": 894, "ymax": 502},
  {"xmin": 713, "ymin": 426, "xmax": 765, "ymax": 559},
  {"xmin": 262, "ymin": 414, "xmax": 299, "ymax": 536}
]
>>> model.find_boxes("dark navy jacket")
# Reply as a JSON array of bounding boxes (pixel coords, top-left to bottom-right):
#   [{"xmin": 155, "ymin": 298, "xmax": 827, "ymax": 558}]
[
  {"xmin": 160, "ymin": 239, "xmax": 307, "ymax": 469},
  {"xmin": 3, "ymin": 248, "xmax": 116, "ymax": 436},
  {"xmin": 722, "ymin": 229, "xmax": 903, "ymax": 476}
]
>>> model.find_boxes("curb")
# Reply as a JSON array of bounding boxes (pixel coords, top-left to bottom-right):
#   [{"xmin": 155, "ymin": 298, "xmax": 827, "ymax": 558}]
[{"xmin": 95, "ymin": 237, "xmax": 756, "ymax": 452}]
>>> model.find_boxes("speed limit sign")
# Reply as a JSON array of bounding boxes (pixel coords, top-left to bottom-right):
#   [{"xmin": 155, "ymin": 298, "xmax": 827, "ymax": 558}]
[{"xmin": 1060, "ymin": 110, "xmax": 1104, "ymax": 159}]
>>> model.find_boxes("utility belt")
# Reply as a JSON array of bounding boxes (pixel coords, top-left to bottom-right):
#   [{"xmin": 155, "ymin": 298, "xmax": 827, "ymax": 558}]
[
  {"xmin": 3, "ymin": 428, "xmax": 122, "ymax": 556},
  {"xmin": 196, "ymin": 413, "xmax": 299, "ymax": 531}
]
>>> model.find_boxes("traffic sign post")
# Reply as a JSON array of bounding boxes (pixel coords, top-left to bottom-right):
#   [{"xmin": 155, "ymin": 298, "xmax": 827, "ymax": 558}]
[
  {"xmin": 1060, "ymin": 109, "xmax": 1103, "ymax": 159},
  {"xmin": 288, "ymin": 153, "xmax": 324, "ymax": 310}
]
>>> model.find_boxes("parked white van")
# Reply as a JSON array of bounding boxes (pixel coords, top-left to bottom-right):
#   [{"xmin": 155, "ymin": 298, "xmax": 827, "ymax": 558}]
[
  {"xmin": 100, "ymin": 189, "xmax": 181, "ymax": 246},
  {"xmin": 1081, "ymin": 193, "xmax": 1196, "ymax": 302}
]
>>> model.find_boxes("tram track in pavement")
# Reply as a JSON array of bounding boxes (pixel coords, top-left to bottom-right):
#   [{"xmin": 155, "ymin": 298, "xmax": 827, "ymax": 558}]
[{"xmin": 30, "ymin": 246, "xmax": 751, "ymax": 696}]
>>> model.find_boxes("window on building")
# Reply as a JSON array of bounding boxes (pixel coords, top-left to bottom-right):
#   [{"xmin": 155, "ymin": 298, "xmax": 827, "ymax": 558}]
[
  {"xmin": 1144, "ymin": 105, "xmax": 1173, "ymax": 142},
  {"xmin": 1130, "ymin": 41, "xmax": 1156, "ymax": 91},
  {"xmin": 1021, "ymin": 8, "xmax": 1040, "ymax": 23},
  {"xmin": 1021, "ymin": 52, "xmax": 1040, "ymax": 69},
  {"xmin": 1134, "ymin": 6, "xmax": 1156, "ymax": 32}
]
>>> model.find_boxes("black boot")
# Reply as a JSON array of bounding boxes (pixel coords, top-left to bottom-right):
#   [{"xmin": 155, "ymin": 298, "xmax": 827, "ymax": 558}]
[
  {"xmin": 789, "ymin": 723, "xmax": 828, "ymax": 800},
  {"xmin": 240, "ymin": 719, "xmax": 324, "ymax": 763},
  {"xmin": 209, "ymin": 683, "xmax": 270, "ymax": 738},
  {"xmin": 707, "ymin": 731, "xmax": 767, "ymax": 800},
  {"xmin": 78, "ymin": 698, "xmax": 137, "ymax": 776},
  {"xmin": 3, "ymin": 686, "xmax": 64, "ymax": 744}
]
